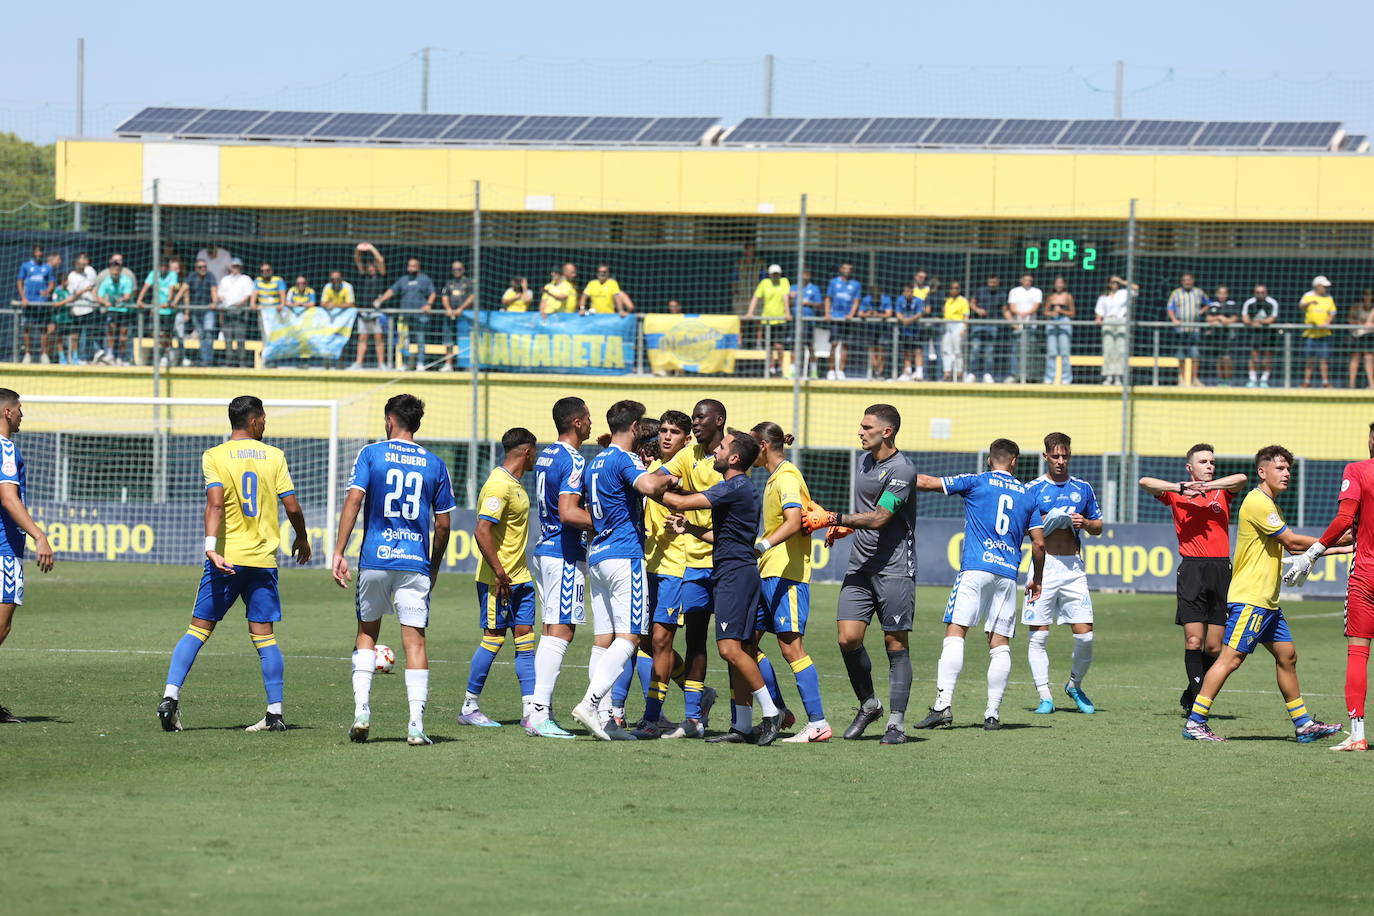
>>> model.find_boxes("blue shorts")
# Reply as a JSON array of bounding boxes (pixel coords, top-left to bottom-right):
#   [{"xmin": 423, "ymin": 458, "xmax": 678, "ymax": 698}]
[
  {"xmin": 1223, "ymin": 602, "xmax": 1293, "ymax": 654},
  {"xmin": 757, "ymin": 577, "xmax": 810, "ymax": 634},
  {"xmin": 713, "ymin": 564, "xmax": 761, "ymax": 642},
  {"xmin": 1303, "ymin": 337, "xmax": 1333, "ymax": 360},
  {"xmin": 681, "ymin": 566, "xmax": 713, "ymax": 615},
  {"xmin": 477, "ymin": 581, "xmax": 536, "ymax": 630},
  {"xmin": 191, "ymin": 561, "xmax": 281, "ymax": 623},
  {"xmin": 651, "ymin": 573, "xmax": 684, "ymax": 627}
]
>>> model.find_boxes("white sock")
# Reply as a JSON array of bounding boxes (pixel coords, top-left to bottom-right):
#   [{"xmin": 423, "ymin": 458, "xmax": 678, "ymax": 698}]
[
  {"xmin": 1070, "ymin": 631, "xmax": 1094, "ymax": 687},
  {"xmin": 266, "ymin": 702, "xmax": 282, "ymax": 715},
  {"xmin": 1260, "ymin": 371, "xmax": 1270, "ymax": 381},
  {"xmin": 461, "ymin": 691, "xmax": 481, "ymax": 715},
  {"xmin": 609, "ymin": 705, "xmax": 626, "ymax": 721},
  {"xmin": 529, "ymin": 635, "xmax": 570, "ymax": 724},
  {"xmin": 588, "ymin": 644, "xmax": 606, "ymax": 688},
  {"xmin": 1248, "ymin": 370, "xmax": 1258, "ymax": 382},
  {"xmin": 753, "ymin": 685, "xmax": 778, "ymax": 718},
  {"xmin": 351, "ymin": 649, "xmax": 375, "ymax": 715},
  {"xmin": 986, "ymin": 644, "xmax": 1011, "ymax": 719},
  {"xmin": 163, "ymin": 683, "xmax": 181, "ymax": 701},
  {"xmin": 735, "ymin": 702, "xmax": 754, "ymax": 733},
  {"xmin": 1028, "ymin": 630, "xmax": 1052, "ymax": 700},
  {"xmin": 934, "ymin": 636, "xmax": 965, "ymax": 710},
  {"xmin": 586, "ymin": 639, "xmax": 635, "ymax": 707},
  {"xmin": 1350, "ymin": 716, "xmax": 1365, "ymax": 742},
  {"xmin": 405, "ymin": 668, "xmax": 428, "ymax": 728},
  {"xmin": 522, "ymin": 694, "xmax": 535, "ymax": 719},
  {"xmin": 887, "ymin": 710, "xmax": 904, "ymax": 728}
]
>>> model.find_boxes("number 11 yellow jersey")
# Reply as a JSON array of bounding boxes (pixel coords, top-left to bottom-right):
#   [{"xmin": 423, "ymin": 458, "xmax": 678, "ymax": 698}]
[{"xmin": 203, "ymin": 438, "xmax": 295, "ymax": 568}]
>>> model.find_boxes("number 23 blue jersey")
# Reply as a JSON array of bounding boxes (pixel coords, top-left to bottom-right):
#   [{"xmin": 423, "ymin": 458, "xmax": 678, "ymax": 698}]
[
  {"xmin": 349, "ymin": 439, "xmax": 456, "ymax": 574},
  {"xmin": 941, "ymin": 470, "xmax": 1042, "ymax": 579}
]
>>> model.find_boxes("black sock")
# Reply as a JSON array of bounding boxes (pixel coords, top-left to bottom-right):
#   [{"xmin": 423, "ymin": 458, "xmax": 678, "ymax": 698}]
[
  {"xmin": 1184, "ymin": 649, "xmax": 1207, "ymax": 693},
  {"xmin": 1202, "ymin": 651, "xmax": 1218, "ymax": 671},
  {"xmin": 886, "ymin": 648, "xmax": 912, "ymax": 715},
  {"xmin": 841, "ymin": 646, "xmax": 875, "ymax": 704}
]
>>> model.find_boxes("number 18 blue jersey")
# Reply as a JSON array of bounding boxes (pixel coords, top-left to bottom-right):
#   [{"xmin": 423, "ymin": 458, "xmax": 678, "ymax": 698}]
[
  {"xmin": 940, "ymin": 470, "xmax": 1042, "ymax": 580},
  {"xmin": 348, "ymin": 439, "xmax": 456, "ymax": 574}
]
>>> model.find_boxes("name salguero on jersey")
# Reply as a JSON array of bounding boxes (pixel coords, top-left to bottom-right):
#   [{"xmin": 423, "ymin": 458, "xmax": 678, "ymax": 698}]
[
  {"xmin": 533, "ymin": 442, "xmax": 587, "ymax": 562},
  {"xmin": 348, "ymin": 438, "xmax": 456, "ymax": 574},
  {"xmin": 941, "ymin": 470, "xmax": 1042, "ymax": 579}
]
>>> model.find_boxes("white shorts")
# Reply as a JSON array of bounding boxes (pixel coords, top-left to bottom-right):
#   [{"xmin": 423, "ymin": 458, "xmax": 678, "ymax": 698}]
[
  {"xmin": 356, "ymin": 315, "xmax": 383, "ymax": 335},
  {"xmin": 0, "ymin": 556, "xmax": 24, "ymax": 605},
  {"xmin": 1023, "ymin": 553, "xmax": 1093, "ymax": 626},
  {"xmin": 355, "ymin": 568, "xmax": 431, "ymax": 628},
  {"xmin": 943, "ymin": 569, "xmax": 1017, "ymax": 638},
  {"xmin": 587, "ymin": 557, "xmax": 648, "ymax": 637},
  {"xmin": 532, "ymin": 554, "xmax": 586, "ymax": 627}
]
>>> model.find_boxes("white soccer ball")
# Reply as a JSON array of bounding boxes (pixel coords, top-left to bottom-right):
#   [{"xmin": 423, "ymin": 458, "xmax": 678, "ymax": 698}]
[{"xmin": 374, "ymin": 645, "xmax": 396, "ymax": 674}]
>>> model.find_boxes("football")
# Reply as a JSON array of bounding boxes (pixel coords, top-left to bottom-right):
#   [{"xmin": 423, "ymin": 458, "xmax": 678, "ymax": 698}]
[{"xmin": 374, "ymin": 645, "xmax": 396, "ymax": 674}]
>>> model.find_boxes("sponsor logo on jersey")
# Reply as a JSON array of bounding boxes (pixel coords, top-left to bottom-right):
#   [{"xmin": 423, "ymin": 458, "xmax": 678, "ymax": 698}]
[
  {"xmin": 382, "ymin": 528, "xmax": 421, "ymax": 542},
  {"xmin": 1267, "ymin": 512, "xmax": 1282, "ymax": 527},
  {"xmin": 376, "ymin": 545, "xmax": 391, "ymax": 559},
  {"xmin": 1343, "ymin": 478, "xmax": 1352, "ymax": 493}
]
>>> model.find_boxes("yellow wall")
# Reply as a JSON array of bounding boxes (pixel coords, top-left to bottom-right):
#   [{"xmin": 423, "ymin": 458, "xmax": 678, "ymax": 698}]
[{"xmin": 56, "ymin": 139, "xmax": 1374, "ymax": 221}]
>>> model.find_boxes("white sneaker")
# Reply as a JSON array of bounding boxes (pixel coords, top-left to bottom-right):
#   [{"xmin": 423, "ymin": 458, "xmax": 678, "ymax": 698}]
[
  {"xmin": 825, "ymin": 369, "xmax": 837, "ymax": 380},
  {"xmin": 835, "ymin": 369, "xmax": 847, "ymax": 380},
  {"xmin": 347, "ymin": 362, "xmax": 363, "ymax": 371},
  {"xmin": 983, "ymin": 373, "xmax": 994, "ymax": 384},
  {"xmin": 158, "ymin": 355, "xmax": 170, "ymax": 368},
  {"xmin": 181, "ymin": 358, "xmax": 193, "ymax": 367},
  {"xmin": 1003, "ymin": 375, "xmax": 1016, "ymax": 384},
  {"xmin": 395, "ymin": 364, "xmax": 409, "ymax": 372},
  {"xmin": 20, "ymin": 353, "xmax": 31, "ymax": 364},
  {"xmin": 898, "ymin": 370, "xmax": 913, "ymax": 381},
  {"xmin": 571, "ymin": 700, "xmax": 609, "ymax": 740},
  {"xmin": 39, "ymin": 353, "xmax": 50, "ymax": 365},
  {"xmin": 963, "ymin": 372, "xmax": 975, "ymax": 382},
  {"xmin": 439, "ymin": 363, "xmax": 454, "ymax": 373},
  {"xmin": 914, "ymin": 370, "xmax": 924, "ymax": 381},
  {"xmin": 781, "ymin": 721, "xmax": 833, "ymax": 743}
]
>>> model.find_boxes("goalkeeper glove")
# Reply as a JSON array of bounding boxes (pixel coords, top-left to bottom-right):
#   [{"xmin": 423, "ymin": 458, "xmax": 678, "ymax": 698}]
[
  {"xmin": 825, "ymin": 524, "xmax": 854, "ymax": 547},
  {"xmin": 1283, "ymin": 541, "xmax": 1325, "ymax": 587},
  {"xmin": 801, "ymin": 501, "xmax": 838, "ymax": 534}
]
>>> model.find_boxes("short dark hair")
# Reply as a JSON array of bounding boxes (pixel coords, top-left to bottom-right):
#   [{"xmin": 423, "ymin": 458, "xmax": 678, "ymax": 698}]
[
  {"xmin": 0, "ymin": 388, "xmax": 18, "ymax": 407},
  {"xmin": 502, "ymin": 427, "xmax": 537, "ymax": 453},
  {"xmin": 606, "ymin": 399, "xmax": 646, "ymax": 434},
  {"xmin": 552, "ymin": 397, "xmax": 587, "ymax": 434},
  {"xmin": 1255, "ymin": 444, "xmax": 1293, "ymax": 468},
  {"xmin": 725, "ymin": 428, "xmax": 760, "ymax": 470},
  {"xmin": 695, "ymin": 398, "xmax": 726, "ymax": 421},
  {"xmin": 637, "ymin": 417, "xmax": 661, "ymax": 459},
  {"xmin": 659, "ymin": 409, "xmax": 691, "ymax": 433},
  {"xmin": 228, "ymin": 395, "xmax": 265, "ymax": 430},
  {"xmin": 1043, "ymin": 432, "xmax": 1071, "ymax": 453},
  {"xmin": 1186, "ymin": 443, "xmax": 1215, "ymax": 461},
  {"xmin": 385, "ymin": 393, "xmax": 425, "ymax": 433},
  {"xmin": 989, "ymin": 438, "xmax": 1020, "ymax": 465},
  {"xmin": 864, "ymin": 404, "xmax": 901, "ymax": 434}
]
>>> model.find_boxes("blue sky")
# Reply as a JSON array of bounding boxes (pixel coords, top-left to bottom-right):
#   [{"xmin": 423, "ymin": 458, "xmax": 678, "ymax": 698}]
[{"xmin": 5, "ymin": 0, "xmax": 1374, "ymax": 143}]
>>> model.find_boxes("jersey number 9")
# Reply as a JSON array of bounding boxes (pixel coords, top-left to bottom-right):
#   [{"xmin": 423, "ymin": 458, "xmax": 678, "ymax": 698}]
[
  {"xmin": 384, "ymin": 468, "xmax": 423, "ymax": 520},
  {"xmin": 241, "ymin": 471, "xmax": 259, "ymax": 517}
]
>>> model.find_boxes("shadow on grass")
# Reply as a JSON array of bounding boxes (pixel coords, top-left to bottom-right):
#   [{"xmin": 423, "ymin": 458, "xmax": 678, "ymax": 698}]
[
  {"xmin": 7, "ymin": 715, "xmax": 68, "ymax": 723},
  {"xmin": 367, "ymin": 735, "xmax": 459, "ymax": 744},
  {"xmin": 1225, "ymin": 734, "xmax": 1299, "ymax": 742}
]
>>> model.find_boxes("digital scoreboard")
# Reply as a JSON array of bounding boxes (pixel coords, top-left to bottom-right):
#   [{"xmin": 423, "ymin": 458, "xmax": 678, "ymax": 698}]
[{"xmin": 1024, "ymin": 239, "xmax": 1098, "ymax": 271}]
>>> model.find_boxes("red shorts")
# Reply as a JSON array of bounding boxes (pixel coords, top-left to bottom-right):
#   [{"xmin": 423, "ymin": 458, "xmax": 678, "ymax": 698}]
[{"xmin": 1346, "ymin": 577, "xmax": 1374, "ymax": 639}]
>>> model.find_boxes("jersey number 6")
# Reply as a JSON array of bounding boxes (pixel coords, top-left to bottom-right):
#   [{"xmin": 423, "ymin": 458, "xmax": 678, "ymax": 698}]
[{"xmin": 995, "ymin": 493, "xmax": 1014, "ymax": 536}]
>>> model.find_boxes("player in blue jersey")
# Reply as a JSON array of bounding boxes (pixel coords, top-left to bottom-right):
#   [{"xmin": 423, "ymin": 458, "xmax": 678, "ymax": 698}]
[
  {"xmin": 525, "ymin": 397, "xmax": 595, "ymax": 737},
  {"xmin": 0, "ymin": 389, "xmax": 55, "ymax": 723},
  {"xmin": 569, "ymin": 400, "xmax": 677, "ymax": 740},
  {"xmin": 331, "ymin": 394, "xmax": 455, "ymax": 745},
  {"xmin": 913, "ymin": 439, "xmax": 1045, "ymax": 730},
  {"xmin": 1023, "ymin": 432, "xmax": 1104, "ymax": 714}
]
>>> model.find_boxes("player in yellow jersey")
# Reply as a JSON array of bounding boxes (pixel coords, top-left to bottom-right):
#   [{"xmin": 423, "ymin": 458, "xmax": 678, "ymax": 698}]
[
  {"xmin": 157, "ymin": 396, "xmax": 311, "ymax": 733},
  {"xmin": 460, "ymin": 428, "xmax": 540, "ymax": 728},
  {"xmin": 1183, "ymin": 445, "xmax": 1345, "ymax": 743},
  {"xmin": 751, "ymin": 421, "xmax": 831, "ymax": 742}
]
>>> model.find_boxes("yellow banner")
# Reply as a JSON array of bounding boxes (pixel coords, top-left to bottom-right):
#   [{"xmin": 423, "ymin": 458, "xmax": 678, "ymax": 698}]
[{"xmin": 644, "ymin": 315, "xmax": 740, "ymax": 374}]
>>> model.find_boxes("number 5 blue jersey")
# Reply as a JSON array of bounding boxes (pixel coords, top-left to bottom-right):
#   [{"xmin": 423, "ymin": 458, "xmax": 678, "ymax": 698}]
[
  {"xmin": 940, "ymin": 470, "xmax": 1042, "ymax": 580},
  {"xmin": 533, "ymin": 442, "xmax": 587, "ymax": 562},
  {"xmin": 349, "ymin": 439, "xmax": 456, "ymax": 574},
  {"xmin": 584, "ymin": 445, "xmax": 648, "ymax": 564}
]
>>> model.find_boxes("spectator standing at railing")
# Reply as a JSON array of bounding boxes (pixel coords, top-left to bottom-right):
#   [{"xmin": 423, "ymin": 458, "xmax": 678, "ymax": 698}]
[
  {"xmin": 791, "ymin": 271, "xmax": 822, "ymax": 378},
  {"xmin": 1004, "ymin": 273, "xmax": 1042, "ymax": 383},
  {"xmin": 823, "ymin": 262, "xmax": 861, "ymax": 380},
  {"xmin": 36, "ymin": 252, "xmax": 64, "ymax": 365},
  {"xmin": 249, "ymin": 262, "xmax": 286, "ymax": 369},
  {"xmin": 14, "ymin": 244, "xmax": 53, "ymax": 364},
  {"xmin": 666, "ymin": 298, "xmax": 683, "ymax": 314},
  {"xmin": 439, "ymin": 261, "xmax": 474, "ymax": 373},
  {"xmin": 1166, "ymin": 273, "xmax": 1210, "ymax": 387},
  {"xmin": 1347, "ymin": 288, "xmax": 1374, "ymax": 390},
  {"xmin": 215, "ymin": 258, "xmax": 256, "ymax": 368},
  {"xmin": 746, "ymin": 264, "xmax": 792, "ymax": 378},
  {"xmin": 350, "ymin": 242, "xmax": 389, "ymax": 371},
  {"xmin": 562, "ymin": 262, "xmax": 580, "ymax": 306},
  {"xmin": 138, "ymin": 258, "xmax": 183, "ymax": 368},
  {"xmin": 1094, "ymin": 275, "xmax": 1132, "ymax": 385},
  {"xmin": 857, "ymin": 284, "xmax": 892, "ymax": 381},
  {"xmin": 501, "ymin": 277, "xmax": 532, "ymax": 312},
  {"xmin": 732, "ymin": 243, "xmax": 764, "ymax": 317},
  {"xmin": 581, "ymin": 264, "xmax": 635, "ymax": 316},
  {"xmin": 1300, "ymin": 275, "xmax": 1337, "ymax": 388},
  {"xmin": 1241, "ymin": 284, "xmax": 1279, "ymax": 388},
  {"xmin": 892, "ymin": 283, "xmax": 923, "ymax": 381},
  {"xmin": 911, "ymin": 269, "xmax": 938, "ymax": 381},
  {"xmin": 94, "ymin": 261, "xmax": 136, "ymax": 365},
  {"xmin": 967, "ymin": 274, "xmax": 1002, "ymax": 384},
  {"xmin": 194, "ymin": 245, "xmax": 234, "ymax": 282},
  {"xmin": 940, "ymin": 281, "xmax": 971, "ymax": 382},
  {"xmin": 540, "ymin": 266, "xmax": 574, "ymax": 317},
  {"xmin": 55, "ymin": 252, "xmax": 97, "ymax": 366},
  {"xmin": 1204, "ymin": 285, "xmax": 1241, "ymax": 386},
  {"xmin": 319, "ymin": 271, "xmax": 354, "ymax": 369},
  {"xmin": 1042, "ymin": 276, "xmax": 1075, "ymax": 385},
  {"xmin": 174, "ymin": 258, "xmax": 218, "ymax": 367},
  {"xmin": 374, "ymin": 258, "xmax": 435, "ymax": 372}
]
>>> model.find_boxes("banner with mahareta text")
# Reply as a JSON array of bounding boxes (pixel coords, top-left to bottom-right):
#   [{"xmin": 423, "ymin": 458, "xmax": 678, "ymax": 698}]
[
  {"xmin": 453, "ymin": 312, "xmax": 635, "ymax": 375},
  {"xmin": 259, "ymin": 306, "xmax": 358, "ymax": 362},
  {"xmin": 643, "ymin": 314, "xmax": 740, "ymax": 374}
]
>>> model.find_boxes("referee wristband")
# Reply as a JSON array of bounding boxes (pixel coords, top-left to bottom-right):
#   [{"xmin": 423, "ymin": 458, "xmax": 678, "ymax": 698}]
[{"xmin": 204, "ymin": 536, "xmax": 217, "ymax": 554}]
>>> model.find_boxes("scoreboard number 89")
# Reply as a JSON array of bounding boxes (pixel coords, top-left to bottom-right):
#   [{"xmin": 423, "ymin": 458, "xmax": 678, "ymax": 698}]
[{"xmin": 1024, "ymin": 239, "xmax": 1097, "ymax": 271}]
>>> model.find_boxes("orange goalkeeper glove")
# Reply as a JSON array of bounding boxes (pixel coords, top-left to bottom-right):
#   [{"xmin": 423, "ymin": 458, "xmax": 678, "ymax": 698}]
[
  {"xmin": 801, "ymin": 500, "xmax": 839, "ymax": 534},
  {"xmin": 825, "ymin": 524, "xmax": 854, "ymax": 547}
]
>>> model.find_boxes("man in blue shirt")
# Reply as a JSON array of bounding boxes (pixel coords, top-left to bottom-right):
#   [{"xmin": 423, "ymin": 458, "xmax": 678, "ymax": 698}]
[
  {"xmin": 912, "ymin": 439, "xmax": 1046, "ymax": 730},
  {"xmin": 15, "ymin": 245, "xmax": 54, "ymax": 364},
  {"xmin": 823, "ymin": 263, "xmax": 862, "ymax": 379},
  {"xmin": 570, "ymin": 400, "xmax": 676, "ymax": 741},
  {"xmin": 970, "ymin": 274, "xmax": 1004, "ymax": 384},
  {"xmin": 791, "ymin": 270, "xmax": 823, "ymax": 378},
  {"xmin": 330, "ymin": 394, "xmax": 455, "ymax": 745},
  {"xmin": 375, "ymin": 257, "xmax": 436, "ymax": 371}
]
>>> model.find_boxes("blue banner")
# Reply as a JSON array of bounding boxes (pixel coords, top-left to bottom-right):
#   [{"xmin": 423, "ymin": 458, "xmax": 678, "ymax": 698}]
[
  {"xmin": 454, "ymin": 312, "xmax": 635, "ymax": 375},
  {"xmin": 260, "ymin": 306, "xmax": 358, "ymax": 362}
]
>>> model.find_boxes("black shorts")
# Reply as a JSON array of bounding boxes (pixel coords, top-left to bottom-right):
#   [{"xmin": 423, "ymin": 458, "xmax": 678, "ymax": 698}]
[
  {"xmin": 712, "ymin": 564, "xmax": 761, "ymax": 642},
  {"xmin": 1175, "ymin": 556, "xmax": 1231, "ymax": 626}
]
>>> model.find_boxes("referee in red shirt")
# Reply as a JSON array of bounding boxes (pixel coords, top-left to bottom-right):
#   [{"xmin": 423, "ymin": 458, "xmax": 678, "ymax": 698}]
[{"xmin": 1139, "ymin": 444, "xmax": 1247, "ymax": 713}]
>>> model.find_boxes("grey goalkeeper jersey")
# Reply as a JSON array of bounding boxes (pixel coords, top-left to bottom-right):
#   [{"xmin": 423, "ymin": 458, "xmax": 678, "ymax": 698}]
[{"xmin": 846, "ymin": 449, "xmax": 918, "ymax": 578}]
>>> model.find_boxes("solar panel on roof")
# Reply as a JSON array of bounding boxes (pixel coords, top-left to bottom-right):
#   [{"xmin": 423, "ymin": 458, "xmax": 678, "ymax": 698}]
[
  {"xmin": 1341, "ymin": 134, "xmax": 1369, "ymax": 152},
  {"xmin": 247, "ymin": 110, "xmax": 333, "ymax": 137},
  {"xmin": 1192, "ymin": 121, "xmax": 1273, "ymax": 148},
  {"xmin": 114, "ymin": 107, "xmax": 205, "ymax": 135},
  {"xmin": 1125, "ymin": 120, "xmax": 1204, "ymax": 147},
  {"xmin": 637, "ymin": 117, "xmax": 718, "ymax": 144},
  {"xmin": 789, "ymin": 118, "xmax": 869, "ymax": 145},
  {"xmin": 375, "ymin": 114, "xmax": 463, "ymax": 140},
  {"xmin": 724, "ymin": 118, "xmax": 805, "ymax": 144},
  {"xmin": 442, "ymin": 115, "xmax": 525, "ymax": 141},
  {"xmin": 571, "ymin": 117, "xmax": 653, "ymax": 142},
  {"xmin": 1057, "ymin": 120, "xmax": 1137, "ymax": 146},
  {"xmin": 990, "ymin": 119, "xmax": 1069, "ymax": 146},
  {"xmin": 923, "ymin": 118, "xmax": 1000, "ymax": 145},
  {"xmin": 311, "ymin": 112, "xmax": 397, "ymax": 139},
  {"xmin": 179, "ymin": 109, "xmax": 269, "ymax": 136},
  {"xmin": 854, "ymin": 117, "xmax": 937, "ymax": 145},
  {"xmin": 505, "ymin": 116, "xmax": 590, "ymax": 141},
  {"xmin": 1263, "ymin": 121, "xmax": 1340, "ymax": 148}
]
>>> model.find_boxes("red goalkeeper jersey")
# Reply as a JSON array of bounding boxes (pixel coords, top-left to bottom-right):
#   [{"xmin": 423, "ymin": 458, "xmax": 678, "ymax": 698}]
[{"xmin": 1339, "ymin": 459, "xmax": 1374, "ymax": 585}]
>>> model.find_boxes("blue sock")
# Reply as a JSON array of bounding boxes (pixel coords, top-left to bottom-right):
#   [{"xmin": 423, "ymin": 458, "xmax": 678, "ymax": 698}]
[
  {"xmin": 1286, "ymin": 696, "xmax": 1313, "ymax": 729},
  {"xmin": 611, "ymin": 657, "xmax": 635, "ymax": 707},
  {"xmin": 635, "ymin": 650, "xmax": 654, "ymax": 702},
  {"xmin": 790, "ymin": 654, "xmax": 826, "ymax": 722},
  {"xmin": 683, "ymin": 679, "xmax": 704, "ymax": 720},
  {"xmin": 513, "ymin": 632, "xmax": 536, "ymax": 697},
  {"xmin": 756, "ymin": 651, "xmax": 785, "ymax": 708},
  {"xmin": 465, "ymin": 634, "xmax": 505, "ymax": 695},
  {"xmin": 251, "ymin": 633, "xmax": 284, "ymax": 706},
  {"xmin": 165, "ymin": 624, "xmax": 211, "ymax": 689}
]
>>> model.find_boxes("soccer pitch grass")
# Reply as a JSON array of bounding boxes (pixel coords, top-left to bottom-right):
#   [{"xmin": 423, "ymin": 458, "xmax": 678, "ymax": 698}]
[{"xmin": 3, "ymin": 563, "xmax": 1373, "ymax": 914}]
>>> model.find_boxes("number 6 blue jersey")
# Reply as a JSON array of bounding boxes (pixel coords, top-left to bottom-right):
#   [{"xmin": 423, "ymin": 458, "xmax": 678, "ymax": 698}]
[
  {"xmin": 940, "ymin": 470, "xmax": 1042, "ymax": 580},
  {"xmin": 348, "ymin": 439, "xmax": 456, "ymax": 574}
]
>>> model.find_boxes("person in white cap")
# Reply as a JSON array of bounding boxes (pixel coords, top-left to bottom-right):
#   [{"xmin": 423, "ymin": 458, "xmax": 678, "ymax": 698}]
[
  {"xmin": 1301, "ymin": 276, "xmax": 1337, "ymax": 388},
  {"xmin": 746, "ymin": 264, "xmax": 792, "ymax": 377}
]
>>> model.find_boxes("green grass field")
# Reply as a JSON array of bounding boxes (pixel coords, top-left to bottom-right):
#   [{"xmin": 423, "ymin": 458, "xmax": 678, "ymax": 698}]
[{"xmin": 3, "ymin": 562, "xmax": 1372, "ymax": 914}]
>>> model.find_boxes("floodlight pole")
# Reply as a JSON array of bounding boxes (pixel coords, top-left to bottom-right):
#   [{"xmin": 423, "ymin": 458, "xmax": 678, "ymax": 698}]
[
  {"xmin": 1118, "ymin": 198, "xmax": 1138, "ymax": 522},
  {"xmin": 1114, "ymin": 60, "xmax": 1124, "ymax": 119},
  {"xmin": 468, "ymin": 179, "xmax": 482, "ymax": 508},
  {"xmin": 421, "ymin": 47, "xmax": 431, "ymax": 113},
  {"xmin": 74, "ymin": 38, "xmax": 84, "ymax": 231},
  {"xmin": 791, "ymin": 194, "xmax": 807, "ymax": 454},
  {"xmin": 763, "ymin": 55, "xmax": 775, "ymax": 117}
]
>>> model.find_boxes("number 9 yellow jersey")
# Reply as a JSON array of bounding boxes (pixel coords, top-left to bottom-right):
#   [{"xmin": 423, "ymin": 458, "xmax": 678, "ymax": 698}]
[{"xmin": 202, "ymin": 439, "xmax": 295, "ymax": 568}]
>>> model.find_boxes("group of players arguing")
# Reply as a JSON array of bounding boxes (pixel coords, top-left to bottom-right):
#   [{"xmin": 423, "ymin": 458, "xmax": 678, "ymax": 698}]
[{"xmin": 0, "ymin": 386, "xmax": 1366, "ymax": 749}]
